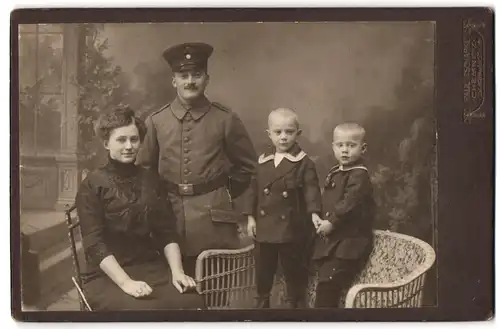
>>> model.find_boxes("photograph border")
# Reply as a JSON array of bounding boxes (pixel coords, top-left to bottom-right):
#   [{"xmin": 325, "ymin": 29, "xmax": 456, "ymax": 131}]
[{"xmin": 10, "ymin": 7, "xmax": 494, "ymax": 322}]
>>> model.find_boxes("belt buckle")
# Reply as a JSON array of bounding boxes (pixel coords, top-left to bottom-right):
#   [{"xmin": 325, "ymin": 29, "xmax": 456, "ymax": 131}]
[{"xmin": 178, "ymin": 183, "xmax": 194, "ymax": 196}]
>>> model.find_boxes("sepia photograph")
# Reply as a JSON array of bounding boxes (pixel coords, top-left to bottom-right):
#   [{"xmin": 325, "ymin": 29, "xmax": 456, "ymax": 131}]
[{"xmin": 15, "ymin": 20, "xmax": 440, "ymax": 314}]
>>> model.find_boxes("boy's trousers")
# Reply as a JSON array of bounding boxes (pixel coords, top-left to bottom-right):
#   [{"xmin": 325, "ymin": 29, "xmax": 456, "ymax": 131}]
[
  {"xmin": 313, "ymin": 252, "xmax": 370, "ymax": 308},
  {"xmin": 254, "ymin": 241, "xmax": 310, "ymax": 306}
]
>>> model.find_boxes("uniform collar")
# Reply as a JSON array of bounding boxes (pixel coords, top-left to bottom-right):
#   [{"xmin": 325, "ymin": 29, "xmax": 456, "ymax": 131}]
[
  {"xmin": 170, "ymin": 95, "xmax": 212, "ymax": 121},
  {"xmin": 258, "ymin": 143, "xmax": 306, "ymax": 164}
]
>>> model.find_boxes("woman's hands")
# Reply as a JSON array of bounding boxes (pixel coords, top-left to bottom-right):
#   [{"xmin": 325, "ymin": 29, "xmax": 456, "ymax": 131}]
[
  {"xmin": 100, "ymin": 255, "xmax": 154, "ymax": 299},
  {"xmin": 119, "ymin": 273, "xmax": 197, "ymax": 298},
  {"xmin": 120, "ymin": 279, "xmax": 153, "ymax": 298},
  {"xmin": 163, "ymin": 242, "xmax": 197, "ymax": 293},
  {"xmin": 171, "ymin": 272, "xmax": 197, "ymax": 294}
]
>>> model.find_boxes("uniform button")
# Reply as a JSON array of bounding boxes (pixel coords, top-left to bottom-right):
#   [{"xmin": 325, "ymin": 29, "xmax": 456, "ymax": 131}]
[
  {"xmin": 281, "ymin": 215, "xmax": 286, "ymax": 220},
  {"xmin": 325, "ymin": 212, "xmax": 330, "ymax": 217},
  {"xmin": 184, "ymin": 148, "xmax": 190, "ymax": 153},
  {"xmin": 184, "ymin": 137, "xmax": 190, "ymax": 143},
  {"xmin": 185, "ymin": 126, "xmax": 191, "ymax": 131},
  {"xmin": 184, "ymin": 158, "xmax": 190, "ymax": 164},
  {"xmin": 183, "ymin": 169, "xmax": 190, "ymax": 175},
  {"xmin": 260, "ymin": 210, "xmax": 266, "ymax": 216},
  {"xmin": 282, "ymin": 191, "xmax": 288, "ymax": 198},
  {"xmin": 263, "ymin": 188, "xmax": 270, "ymax": 195}
]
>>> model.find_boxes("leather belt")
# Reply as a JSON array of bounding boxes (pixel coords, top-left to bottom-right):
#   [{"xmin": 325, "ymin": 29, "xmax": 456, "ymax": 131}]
[{"xmin": 164, "ymin": 174, "xmax": 228, "ymax": 196}]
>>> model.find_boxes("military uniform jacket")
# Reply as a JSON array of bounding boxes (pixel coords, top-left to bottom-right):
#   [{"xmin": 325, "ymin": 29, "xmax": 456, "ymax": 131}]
[
  {"xmin": 313, "ymin": 161, "xmax": 375, "ymax": 261},
  {"xmin": 244, "ymin": 144, "xmax": 322, "ymax": 244},
  {"xmin": 137, "ymin": 96, "xmax": 257, "ymax": 257}
]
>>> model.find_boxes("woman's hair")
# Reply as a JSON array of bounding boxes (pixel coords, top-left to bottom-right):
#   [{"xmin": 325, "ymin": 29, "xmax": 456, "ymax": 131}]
[{"xmin": 94, "ymin": 107, "xmax": 147, "ymax": 142}]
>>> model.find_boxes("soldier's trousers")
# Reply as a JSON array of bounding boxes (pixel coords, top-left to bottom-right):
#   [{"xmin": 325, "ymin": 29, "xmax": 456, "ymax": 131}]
[
  {"xmin": 314, "ymin": 256, "xmax": 368, "ymax": 308},
  {"xmin": 255, "ymin": 242, "xmax": 309, "ymax": 306}
]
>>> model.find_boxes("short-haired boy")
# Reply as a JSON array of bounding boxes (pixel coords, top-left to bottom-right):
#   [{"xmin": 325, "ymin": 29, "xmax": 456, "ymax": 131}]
[
  {"xmin": 312, "ymin": 123, "xmax": 376, "ymax": 308},
  {"xmin": 244, "ymin": 108, "xmax": 322, "ymax": 308}
]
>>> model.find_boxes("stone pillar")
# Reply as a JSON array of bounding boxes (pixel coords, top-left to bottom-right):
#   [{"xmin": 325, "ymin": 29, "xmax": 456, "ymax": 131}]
[
  {"xmin": 55, "ymin": 155, "xmax": 80, "ymax": 210},
  {"xmin": 55, "ymin": 24, "xmax": 81, "ymax": 210}
]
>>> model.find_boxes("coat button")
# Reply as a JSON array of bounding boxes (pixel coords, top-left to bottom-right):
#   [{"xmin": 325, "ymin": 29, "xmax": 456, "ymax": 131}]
[
  {"xmin": 184, "ymin": 158, "xmax": 190, "ymax": 164},
  {"xmin": 184, "ymin": 148, "xmax": 190, "ymax": 153},
  {"xmin": 325, "ymin": 212, "xmax": 330, "ymax": 217},
  {"xmin": 281, "ymin": 215, "xmax": 286, "ymax": 220},
  {"xmin": 260, "ymin": 210, "xmax": 266, "ymax": 216},
  {"xmin": 263, "ymin": 188, "xmax": 269, "ymax": 195},
  {"xmin": 183, "ymin": 137, "xmax": 190, "ymax": 143},
  {"xmin": 183, "ymin": 169, "xmax": 190, "ymax": 175},
  {"xmin": 282, "ymin": 191, "xmax": 288, "ymax": 198}
]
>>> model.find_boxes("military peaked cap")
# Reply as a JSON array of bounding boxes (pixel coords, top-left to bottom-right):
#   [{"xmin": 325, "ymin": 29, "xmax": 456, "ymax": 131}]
[{"xmin": 162, "ymin": 42, "xmax": 214, "ymax": 72}]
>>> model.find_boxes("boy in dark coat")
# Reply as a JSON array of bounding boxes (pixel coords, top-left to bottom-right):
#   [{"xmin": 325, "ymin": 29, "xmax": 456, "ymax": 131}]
[
  {"xmin": 313, "ymin": 123, "xmax": 375, "ymax": 308},
  {"xmin": 244, "ymin": 108, "xmax": 322, "ymax": 308}
]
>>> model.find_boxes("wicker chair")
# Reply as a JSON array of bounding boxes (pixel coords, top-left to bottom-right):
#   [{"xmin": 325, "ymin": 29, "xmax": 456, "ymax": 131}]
[
  {"xmin": 341, "ymin": 229, "xmax": 436, "ymax": 308},
  {"xmin": 196, "ymin": 230, "xmax": 436, "ymax": 309},
  {"xmin": 195, "ymin": 244, "xmax": 256, "ymax": 309}
]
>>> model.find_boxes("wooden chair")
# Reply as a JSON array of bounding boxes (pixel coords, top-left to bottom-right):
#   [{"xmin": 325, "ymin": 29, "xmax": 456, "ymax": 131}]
[{"xmin": 64, "ymin": 204, "xmax": 93, "ymax": 311}]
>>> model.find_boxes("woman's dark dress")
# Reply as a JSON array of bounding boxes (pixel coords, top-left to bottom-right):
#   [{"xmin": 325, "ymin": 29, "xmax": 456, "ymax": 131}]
[{"xmin": 75, "ymin": 158, "xmax": 205, "ymax": 310}]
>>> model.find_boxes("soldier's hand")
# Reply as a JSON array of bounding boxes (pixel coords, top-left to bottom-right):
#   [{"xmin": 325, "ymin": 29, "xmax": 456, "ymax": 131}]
[
  {"xmin": 311, "ymin": 213, "xmax": 322, "ymax": 230},
  {"xmin": 316, "ymin": 220, "xmax": 334, "ymax": 236},
  {"xmin": 247, "ymin": 216, "xmax": 257, "ymax": 239}
]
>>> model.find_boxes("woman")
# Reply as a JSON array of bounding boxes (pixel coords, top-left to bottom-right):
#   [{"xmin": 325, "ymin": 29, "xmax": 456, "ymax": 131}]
[{"xmin": 76, "ymin": 107, "xmax": 205, "ymax": 310}]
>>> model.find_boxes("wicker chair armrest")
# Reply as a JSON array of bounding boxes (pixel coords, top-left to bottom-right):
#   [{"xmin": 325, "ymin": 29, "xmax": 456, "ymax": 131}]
[
  {"xmin": 344, "ymin": 230, "xmax": 437, "ymax": 308},
  {"xmin": 345, "ymin": 281, "xmax": 401, "ymax": 308},
  {"xmin": 194, "ymin": 244, "xmax": 255, "ymax": 286},
  {"xmin": 345, "ymin": 263, "xmax": 431, "ymax": 308},
  {"xmin": 196, "ymin": 244, "xmax": 255, "ymax": 260},
  {"xmin": 194, "ymin": 245, "xmax": 257, "ymax": 308}
]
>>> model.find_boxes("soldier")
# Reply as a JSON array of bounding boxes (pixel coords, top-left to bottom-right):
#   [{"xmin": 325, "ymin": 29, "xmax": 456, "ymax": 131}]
[{"xmin": 137, "ymin": 42, "xmax": 257, "ymax": 276}]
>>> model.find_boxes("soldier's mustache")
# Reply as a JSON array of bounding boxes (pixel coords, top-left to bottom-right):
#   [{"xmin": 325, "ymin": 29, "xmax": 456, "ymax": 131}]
[{"xmin": 185, "ymin": 84, "xmax": 197, "ymax": 90}]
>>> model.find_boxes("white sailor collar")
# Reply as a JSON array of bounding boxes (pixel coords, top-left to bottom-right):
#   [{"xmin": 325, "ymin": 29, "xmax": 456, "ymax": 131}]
[
  {"xmin": 258, "ymin": 144, "xmax": 307, "ymax": 164},
  {"xmin": 329, "ymin": 163, "xmax": 368, "ymax": 174}
]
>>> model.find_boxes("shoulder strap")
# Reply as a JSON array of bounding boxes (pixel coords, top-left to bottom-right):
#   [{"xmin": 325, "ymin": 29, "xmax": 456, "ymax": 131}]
[
  {"xmin": 211, "ymin": 102, "xmax": 231, "ymax": 112},
  {"xmin": 149, "ymin": 103, "xmax": 170, "ymax": 117}
]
